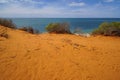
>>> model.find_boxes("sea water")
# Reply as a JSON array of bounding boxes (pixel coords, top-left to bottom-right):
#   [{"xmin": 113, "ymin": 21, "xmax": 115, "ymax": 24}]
[{"xmin": 11, "ymin": 18, "xmax": 120, "ymax": 33}]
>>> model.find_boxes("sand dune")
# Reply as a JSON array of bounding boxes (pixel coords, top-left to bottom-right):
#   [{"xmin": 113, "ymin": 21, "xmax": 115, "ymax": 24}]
[{"xmin": 0, "ymin": 26, "xmax": 120, "ymax": 80}]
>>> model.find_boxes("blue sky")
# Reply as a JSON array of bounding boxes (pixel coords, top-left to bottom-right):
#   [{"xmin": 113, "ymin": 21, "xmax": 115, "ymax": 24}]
[{"xmin": 0, "ymin": 0, "xmax": 120, "ymax": 18}]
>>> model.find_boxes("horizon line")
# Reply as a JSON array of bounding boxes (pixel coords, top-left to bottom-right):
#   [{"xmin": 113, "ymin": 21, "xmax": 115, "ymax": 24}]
[{"xmin": 0, "ymin": 17, "xmax": 120, "ymax": 18}]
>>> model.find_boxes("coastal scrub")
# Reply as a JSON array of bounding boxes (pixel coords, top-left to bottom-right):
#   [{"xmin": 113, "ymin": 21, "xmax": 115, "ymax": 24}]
[
  {"xmin": 46, "ymin": 22, "xmax": 71, "ymax": 34},
  {"xmin": 92, "ymin": 22, "xmax": 120, "ymax": 36}
]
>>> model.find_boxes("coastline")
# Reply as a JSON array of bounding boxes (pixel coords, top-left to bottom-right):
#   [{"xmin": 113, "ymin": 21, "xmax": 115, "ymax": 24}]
[{"xmin": 10, "ymin": 18, "xmax": 120, "ymax": 33}]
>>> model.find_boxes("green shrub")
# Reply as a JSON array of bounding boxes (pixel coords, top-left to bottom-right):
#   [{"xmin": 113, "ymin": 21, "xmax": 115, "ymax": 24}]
[
  {"xmin": 92, "ymin": 22, "xmax": 120, "ymax": 36},
  {"xmin": 46, "ymin": 22, "xmax": 71, "ymax": 34},
  {"xmin": 0, "ymin": 18, "xmax": 16, "ymax": 29},
  {"xmin": 19, "ymin": 26, "xmax": 39, "ymax": 34}
]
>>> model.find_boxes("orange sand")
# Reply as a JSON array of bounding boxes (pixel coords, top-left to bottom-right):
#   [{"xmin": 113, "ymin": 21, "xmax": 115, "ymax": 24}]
[{"xmin": 0, "ymin": 26, "xmax": 120, "ymax": 80}]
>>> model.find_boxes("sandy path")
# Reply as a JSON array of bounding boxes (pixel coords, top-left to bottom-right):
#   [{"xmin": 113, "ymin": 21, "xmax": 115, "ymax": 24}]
[{"xmin": 0, "ymin": 26, "xmax": 120, "ymax": 80}]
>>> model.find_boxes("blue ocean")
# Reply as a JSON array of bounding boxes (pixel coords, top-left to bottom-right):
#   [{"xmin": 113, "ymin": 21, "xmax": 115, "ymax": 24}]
[{"xmin": 11, "ymin": 18, "xmax": 120, "ymax": 33}]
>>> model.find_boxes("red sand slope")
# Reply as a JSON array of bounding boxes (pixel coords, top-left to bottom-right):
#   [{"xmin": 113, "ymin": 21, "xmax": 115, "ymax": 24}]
[{"xmin": 0, "ymin": 26, "xmax": 120, "ymax": 80}]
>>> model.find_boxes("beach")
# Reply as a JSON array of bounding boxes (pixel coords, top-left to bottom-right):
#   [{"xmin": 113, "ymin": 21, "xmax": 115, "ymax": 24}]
[{"xmin": 0, "ymin": 25, "xmax": 120, "ymax": 80}]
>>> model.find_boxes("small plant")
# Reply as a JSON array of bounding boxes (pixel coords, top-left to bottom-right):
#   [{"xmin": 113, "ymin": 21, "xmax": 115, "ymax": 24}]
[
  {"xmin": 27, "ymin": 27, "xmax": 34, "ymax": 34},
  {"xmin": 92, "ymin": 22, "xmax": 120, "ymax": 36},
  {"xmin": 46, "ymin": 22, "xmax": 71, "ymax": 34},
  {"xmin": 19, "ymin": 26, "xmax": 39, "ymax": 34},
  {"xmin": 0, "ymin": 18, "xmax": 16, "ymax": 29},
  {"xmin": 18, "ymin": 27, "xmax": 28, "ymax": 31}
]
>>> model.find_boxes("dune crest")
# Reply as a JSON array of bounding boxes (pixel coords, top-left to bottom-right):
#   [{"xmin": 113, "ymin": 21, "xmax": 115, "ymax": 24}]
[{"xmin": 0, "ymin": 26, "xmax": 120, "ymax": 80}]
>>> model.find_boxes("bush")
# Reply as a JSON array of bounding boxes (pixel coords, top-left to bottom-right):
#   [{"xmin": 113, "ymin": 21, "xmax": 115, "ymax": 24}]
[
  {"xmin": 19, "ymin": 26, "xmax": 39, "ymax": 34},
  {"xmin": 92, "ymin": 22, "xmax": 120, "ymax": 36},
  {"xmin": 0, "ymin": 18, "xmax": 16, "ymax": 29},
  {"xmin": 46, "ymin": 22, "xmax": 71, "ymax": 34}
]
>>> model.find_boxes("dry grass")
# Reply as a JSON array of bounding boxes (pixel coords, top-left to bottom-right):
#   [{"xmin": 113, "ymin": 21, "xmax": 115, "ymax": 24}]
[{"xmin": 0, "ymin": 26, "xmax": 8, "ymax": 38}]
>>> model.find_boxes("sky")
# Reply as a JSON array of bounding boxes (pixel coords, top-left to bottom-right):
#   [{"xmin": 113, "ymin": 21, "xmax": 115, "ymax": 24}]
[{"xmin": 0, "ymin": 0, "xmax": 120, "ymax": 18}]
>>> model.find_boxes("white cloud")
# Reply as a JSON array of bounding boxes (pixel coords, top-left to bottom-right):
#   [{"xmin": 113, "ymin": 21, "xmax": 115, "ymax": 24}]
[
  {"xmin": 0, "ymin": 4, "xmax": 66, "ymax": 17},
  {"xmin": 0, "ymin": 0, "xmax": 44, "ymax": 4},
  {"xmin": 0, "ymin": 0, "xmax": 20, "ymax": 3},
  {"xmin": 69, "ymin": 2, "xmax": 86, "ymax": 7},
  {"xmin": 0, "ymin": 0, "xmax": 119, "ymax": 18},
  {"xmin": 22, "ymin": 0, "xmax": 44, "ymax": 4},
  {"xmin": 0, "ymin": 0, "xmax": 9, "ymax": 3},
  {"xmin": 104, "ymin": 0, "xmax": 114, "ymax": 2}
]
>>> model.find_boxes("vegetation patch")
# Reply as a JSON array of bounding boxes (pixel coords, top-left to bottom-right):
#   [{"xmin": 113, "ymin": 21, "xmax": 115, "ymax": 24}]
[
  {"xmin": 0, "ymin": 18, "xmax": 16, "ymax": 29},
  {"xmin": 92, "ymin": 22, "xmax": 120, "ymax": 36},
  {"xmin": 46, "ymin": 22, "xmax": 71, "ymax": 34},
  {"xmin": 18, "ymin": 26, "xmax": 39, "ymax": 34},
  {"xmin": 0, "ymin": 18, "xmax": 39, "ymax": 34}
]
